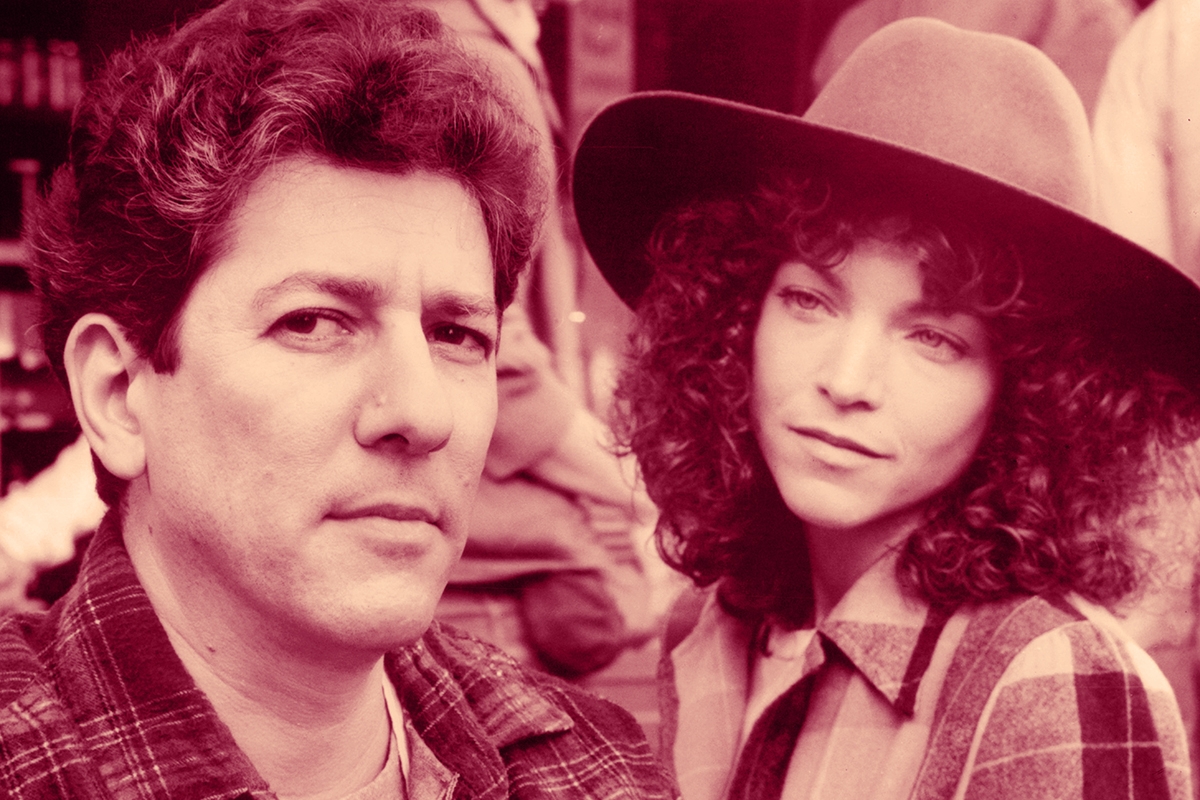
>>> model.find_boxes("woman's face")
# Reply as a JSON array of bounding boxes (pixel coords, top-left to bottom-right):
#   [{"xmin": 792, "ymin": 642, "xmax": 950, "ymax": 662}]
[{"xmin": 751, "ymin": 237, "xmax": 998, "ymax": 545}]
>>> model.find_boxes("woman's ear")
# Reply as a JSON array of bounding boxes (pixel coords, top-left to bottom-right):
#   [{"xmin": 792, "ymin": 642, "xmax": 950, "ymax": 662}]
[{"xmin": 63, "ymin": 313, "xmax": 148, "ymax": 480}]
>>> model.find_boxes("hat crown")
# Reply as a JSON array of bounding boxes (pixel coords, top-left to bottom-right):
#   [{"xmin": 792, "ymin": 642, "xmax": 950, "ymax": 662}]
[
  {"xmin": 805, "ymin": 17, "xmax": 1097, "ymax": 217},
  {"xmin": 572, "ymin": 20, "xmax": 1200, "ymax": 389}
]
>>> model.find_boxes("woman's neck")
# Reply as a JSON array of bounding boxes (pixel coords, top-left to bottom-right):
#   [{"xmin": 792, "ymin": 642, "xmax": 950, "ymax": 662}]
[{"xmin": 804, "ymin": 508, "xmax": 921, "ymax": 623}]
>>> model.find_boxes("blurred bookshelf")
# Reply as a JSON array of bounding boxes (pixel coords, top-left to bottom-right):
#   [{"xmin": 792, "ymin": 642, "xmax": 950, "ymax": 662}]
[{"xmin": 0, "ymin": 1, "xmax": 86, "ymax": 493}]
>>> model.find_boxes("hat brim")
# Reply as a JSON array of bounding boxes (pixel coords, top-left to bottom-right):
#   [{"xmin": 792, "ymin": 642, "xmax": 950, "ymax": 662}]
[{"xmin": 572, "ymin": 91, "xmax": 1200, "ymax": 388}]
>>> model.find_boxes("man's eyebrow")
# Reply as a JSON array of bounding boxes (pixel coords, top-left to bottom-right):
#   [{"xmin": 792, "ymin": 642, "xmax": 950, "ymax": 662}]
[
  {"xmin": 424, "ymin": 290, "xmax": 498, "ymax": 324},
  {"xmin": 252, "ymin": 273, "xmax": 384, "ymax": 310},
  {"xmin": 252, "ymin": 274, "xmax": 498, "ymax": 322}
]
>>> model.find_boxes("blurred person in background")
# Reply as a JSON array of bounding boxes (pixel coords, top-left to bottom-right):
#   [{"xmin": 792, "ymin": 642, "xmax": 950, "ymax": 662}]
[
  {"xmin": 1093, "ymin": 0, "xmax": 1200, "ymax": 282},
  {"xmin": 411, "ymin": 0, "xmax": 663, "ymax": 679},
  {"xmin": 1092, "ymin": 0, "xmax": 1200, "ymax": 778}
]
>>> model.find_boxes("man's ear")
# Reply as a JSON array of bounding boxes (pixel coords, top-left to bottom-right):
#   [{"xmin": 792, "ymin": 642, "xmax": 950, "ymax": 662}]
[{"xmin": 64, "ymin": 313, "xmax": 148, "ymax": 480}]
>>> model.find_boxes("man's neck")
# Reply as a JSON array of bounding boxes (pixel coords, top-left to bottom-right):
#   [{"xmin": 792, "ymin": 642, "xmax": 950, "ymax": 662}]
[
  {"xmin": 162, "ymin": 608, "xmax": 393, "ymax": 799},
  {"xmin": 123, "ymin": 519, "xmax": 393, "ymax": 798}
]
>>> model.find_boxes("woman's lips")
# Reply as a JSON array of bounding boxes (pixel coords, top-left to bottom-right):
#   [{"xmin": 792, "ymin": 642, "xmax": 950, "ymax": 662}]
[{"xmin": 792, "ymin": 427, "xmax": 887, "ymax": 458}]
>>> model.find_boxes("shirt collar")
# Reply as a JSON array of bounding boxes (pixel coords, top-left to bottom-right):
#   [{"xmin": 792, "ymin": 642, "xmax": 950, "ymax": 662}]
[
  {"xmin": 392, "ymin": 627, "xmax": 572, "ymax": 747},
  {"xmin": 674, "ymin": 549, "xmax": 953, "ymax": 721},
  {"xmin": 386, "ymin": 624, "xmax": 574, "ymax": 798},
  {"xmin": 53, "ymin": 511, "xmax": 271, "ymax": 798},
  {"xmin": 816, "ymin": 549, "xmax": 954, "ymax": 716}
]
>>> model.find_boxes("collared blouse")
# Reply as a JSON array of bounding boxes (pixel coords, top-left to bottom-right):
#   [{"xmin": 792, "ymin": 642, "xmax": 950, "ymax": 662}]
[{"xmin": 663, "ymin": 551, "xmax": 1191, "ymax": 800}]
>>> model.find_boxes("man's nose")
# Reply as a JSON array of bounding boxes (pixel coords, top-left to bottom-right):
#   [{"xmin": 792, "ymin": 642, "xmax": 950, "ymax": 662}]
[
  {"xmin": 354, "ymin": 323, "xmax": 454, "ymax": 454},
  {"xmin": 815, "ymin": 321, "xmax": 885, "ymax": 410}
]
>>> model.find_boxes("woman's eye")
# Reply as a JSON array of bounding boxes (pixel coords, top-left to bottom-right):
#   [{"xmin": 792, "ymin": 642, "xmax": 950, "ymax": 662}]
[
  {"xmin": 779, "ymin": 288, "xmax": 825, "ymax": 312},
  {"xmin": 910, "ymin": 328, "xmax": 966, "ymax": 359},
  {"xmin": 912, "ymin": 329, "xmax": 945, "ymax": 347}
]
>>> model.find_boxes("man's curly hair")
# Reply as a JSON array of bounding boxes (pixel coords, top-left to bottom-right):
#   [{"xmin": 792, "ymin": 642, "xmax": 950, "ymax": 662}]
[
  {"xmin": 29, "ymin": 0, "xmax": 544, "ymax": 509},
  {"xmin": 614, "ymin": 177, "xmax": 1200, "ymax": 629}
]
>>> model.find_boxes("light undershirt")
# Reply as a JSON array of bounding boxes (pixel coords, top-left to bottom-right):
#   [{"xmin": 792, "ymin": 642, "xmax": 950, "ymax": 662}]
[{"xmin": 340, "ymin": 675, "xmax": 410, "ymax": 800}]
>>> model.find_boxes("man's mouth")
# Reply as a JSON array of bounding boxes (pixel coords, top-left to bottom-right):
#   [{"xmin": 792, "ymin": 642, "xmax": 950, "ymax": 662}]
[{"xmin": 327, "ymin": 502, "xmax": 440, "ymax": 526}]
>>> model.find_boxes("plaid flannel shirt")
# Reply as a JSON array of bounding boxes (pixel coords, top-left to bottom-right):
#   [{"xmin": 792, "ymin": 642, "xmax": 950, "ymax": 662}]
[
  {"xmin": 662, "ymin": 552, "xmax": 1191, "ymax": 800},
  {"xmin": 0, "ymin": 516, "xmax": 677, "ymax": 799}
]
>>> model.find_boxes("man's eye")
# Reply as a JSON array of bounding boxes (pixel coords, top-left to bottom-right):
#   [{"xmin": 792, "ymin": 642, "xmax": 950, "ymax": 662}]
[
  {"xmin": 433, "ymin": 324, "xmax": 469, "ymax": 345},
  {"xmin": 430, "ymin": 324, "xmax": 492, "ymax": 361},
  {"xmin": 270, "ymin": 310, "xmax": 353, "ymax": 343},
  {"xmin": 281, "ymin": 313, "xmax": 321, "ymax": 334}
]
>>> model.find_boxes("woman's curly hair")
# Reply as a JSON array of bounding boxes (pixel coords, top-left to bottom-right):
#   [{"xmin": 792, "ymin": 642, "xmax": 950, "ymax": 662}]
[{"xmin": 614, "ymin": 177, "xmax": 1200, "ymax": 629}]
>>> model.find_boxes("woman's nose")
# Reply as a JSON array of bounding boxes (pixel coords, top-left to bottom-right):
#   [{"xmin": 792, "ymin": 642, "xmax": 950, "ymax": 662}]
[{"xmin": 815, "ymin": 322, "xmax": 885, "ymax": 410}]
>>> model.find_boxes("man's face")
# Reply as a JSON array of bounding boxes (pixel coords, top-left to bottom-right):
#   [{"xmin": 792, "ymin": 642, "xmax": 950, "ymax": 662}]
[{"xmin": 125, "ymin": 158, "xmax": 497, "ymax": 656}]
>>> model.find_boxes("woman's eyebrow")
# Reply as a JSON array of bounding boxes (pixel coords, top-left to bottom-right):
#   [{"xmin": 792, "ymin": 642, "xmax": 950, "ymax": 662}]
[
  {"xmin": 904, "ymin": 298, "xmax": 972, "ymax": 319},
  {"xmin": 780, "ymin": 260, "xmax": 843, "ymax": 290}
]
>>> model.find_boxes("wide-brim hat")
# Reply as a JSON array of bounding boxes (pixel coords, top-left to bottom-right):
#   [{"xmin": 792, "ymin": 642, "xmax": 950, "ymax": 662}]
[{"xmin": 572, "ymin": 17, "xmax": 1200, "ymax": 388}]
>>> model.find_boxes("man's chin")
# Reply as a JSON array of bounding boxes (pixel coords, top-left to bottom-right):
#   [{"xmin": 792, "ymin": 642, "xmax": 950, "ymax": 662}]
[
  {"xmin": 345, "ymin": 607, "xmax": 438, "ymax": 651},
  {"xmin": 273, "ymin": 597, "xmax": 440, "ymax": 663}
]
